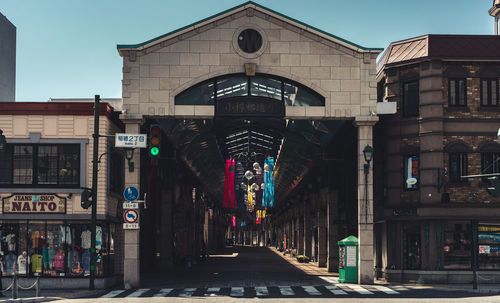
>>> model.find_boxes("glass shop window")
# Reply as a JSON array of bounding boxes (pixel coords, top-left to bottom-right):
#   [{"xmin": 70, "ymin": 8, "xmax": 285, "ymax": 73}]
[
  {"xmin": 404, "ymin": 155, "xmax": 419, "ymax": 190},
  {"xmin": 478, "ymin": 223, "xmax": 500, "ymax": 270},
  {"xmin": 403, "ymin": 224, "xmax": 421, "ymax": 270},
  {"xmin": 480, "ymin": 79, "xmax": 499, "ymax": 107},
  {"xmin": 449, "ymin": 152, "xmax": 468, "ymax": 183},
  {"xmin": 443, "ymin": 222, "xmax": 471, "ymax": 269},
  {"xmin": 449, "ymin": 78, "xmax": 467, "ymax": 107},
  {"xmin": 481, "ymin": 152, "xmax": 500, "ymax": 182},
  {"xmin": 0, "ymin": 221, "xmax": 113, "ymax": 277},
  {"xmin": 0, "ymin": 144, "xmax": 80, "ymax": 187},
  {"xmin": 403, "ymin": 81, "xmax": 419, "ymax": 117}
]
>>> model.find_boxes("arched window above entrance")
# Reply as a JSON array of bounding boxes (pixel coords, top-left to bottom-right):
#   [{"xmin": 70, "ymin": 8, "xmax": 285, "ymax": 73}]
[{"xmin": 175, "ymin": 73, "xmax": 325, "ymax": 107}]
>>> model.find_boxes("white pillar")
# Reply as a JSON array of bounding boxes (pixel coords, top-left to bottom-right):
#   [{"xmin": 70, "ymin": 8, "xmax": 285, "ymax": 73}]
[
  {"xmin": 354, "ymin": 119, "xmax": 377, "ymax": 284},
  {"xmin": 123, "ymin": 121, "xmax": 142, "ymax": 288}
]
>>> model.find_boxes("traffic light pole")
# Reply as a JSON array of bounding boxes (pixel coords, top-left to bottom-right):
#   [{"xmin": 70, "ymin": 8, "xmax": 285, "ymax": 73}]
[{"xmin": 90, "ymin": 95, "xmax": 100, "ymax": 290}]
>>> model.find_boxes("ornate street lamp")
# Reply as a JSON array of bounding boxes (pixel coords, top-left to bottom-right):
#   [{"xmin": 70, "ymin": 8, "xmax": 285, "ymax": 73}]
[
  {"xmin": 362, "ymin": 144, "xmax": 373, "ymax": 224},
  {"xmin": 363, "ymin": 144, "xmax": 373, "ymax": 174}
]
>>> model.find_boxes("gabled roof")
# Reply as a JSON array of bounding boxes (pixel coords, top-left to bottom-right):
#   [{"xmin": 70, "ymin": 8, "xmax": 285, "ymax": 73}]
[
  {"xmin": 117, "ymin": 1, "xmax": 382, "ymax": 56},
  {"xmin": 377, "ymin": 34, "xmax": 500, "ymax": 75}
]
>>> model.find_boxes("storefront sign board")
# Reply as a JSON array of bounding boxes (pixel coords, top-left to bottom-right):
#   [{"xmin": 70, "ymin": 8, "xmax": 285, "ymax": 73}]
[
  {"xmin": 115, "ymin": 133, "xmax": 147, "ymax": 148},
  {"xmin": 2, "ymin": 194, "xmax": 66, "ymax": 214}
]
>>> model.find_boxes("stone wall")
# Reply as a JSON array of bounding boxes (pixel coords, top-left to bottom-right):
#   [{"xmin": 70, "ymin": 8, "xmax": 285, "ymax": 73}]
[{"xmin": 120, "ymin": 9, "xmax": 379, "ymax": 120}]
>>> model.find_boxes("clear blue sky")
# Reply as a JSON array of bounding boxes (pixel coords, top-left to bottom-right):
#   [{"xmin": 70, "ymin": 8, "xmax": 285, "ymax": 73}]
[{"xmin": 0, "ymin": 0, "xmax": 495, "ymax": 101}]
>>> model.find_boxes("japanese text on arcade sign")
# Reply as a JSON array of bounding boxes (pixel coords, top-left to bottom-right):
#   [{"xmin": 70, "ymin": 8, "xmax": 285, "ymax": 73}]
[
  {"xmin": 2, "ymin": 194, "xmax": 66, "ymax": 214},
  {"xmin": 115, "ymin": 133, "xmax": 147, "ymax": 148}
]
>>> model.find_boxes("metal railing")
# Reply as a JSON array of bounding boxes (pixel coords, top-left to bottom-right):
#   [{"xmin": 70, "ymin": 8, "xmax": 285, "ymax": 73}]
[{"xmin": 1, "ymin": 273, "xmax": 40, "ymax": 299}]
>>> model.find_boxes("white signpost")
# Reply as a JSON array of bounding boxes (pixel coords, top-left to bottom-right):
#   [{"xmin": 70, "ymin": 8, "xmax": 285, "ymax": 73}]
[{"xmin": 115, "ymin": 133, "xmax": 147, "ymax": 148}]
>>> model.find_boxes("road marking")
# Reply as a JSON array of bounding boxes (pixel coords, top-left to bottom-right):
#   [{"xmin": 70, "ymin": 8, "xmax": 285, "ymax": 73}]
[
  {"xmin": 344, "ymin": 285, "xmax": 373, "ymax": 294},
  {"xmin": 325, "ymin": 285, "xmax": 348, "ymax": 295},
  {"xmin": 127, "ymin": 288, "xmax": 149, "ymax": 297},
  {"xmin": 152, "ymin": 288, "xmax": 173, "ymax": 297},
  {"xmin": 302, "ymin": 286, "xmax": 322, "ymax": 295},
  {"xmin": 178, "ymin": 288, "xmax": 197, "ymax": 297},
  {"xmin": 231, "ymin": 287, "xmax": 244, "ymax": 297},
  {"xmin": 372, "ymin": 285, "xmax": 399, "ymax": 294},
  {"xmin": 278, "ymin": 286, "xmax": 295, "ymax": 296},
  {"xmin": 100, "ymin": 290, "xmax": 126, "ymax": 298},
  {"xmin": 255, "ymin": 286, "xmax": 269, "ymax": 296}
]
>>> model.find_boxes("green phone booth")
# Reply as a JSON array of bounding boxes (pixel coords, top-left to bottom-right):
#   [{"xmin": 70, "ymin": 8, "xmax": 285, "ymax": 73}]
[{"xmin": 338, "ymin": 235, "xmax": 358, "ymax": 283}]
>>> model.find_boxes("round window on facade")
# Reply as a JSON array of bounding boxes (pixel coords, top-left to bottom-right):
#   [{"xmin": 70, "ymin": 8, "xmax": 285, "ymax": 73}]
[{"xmin": 238, "ymin": 29, "xmax": 263, "ymax": 53}]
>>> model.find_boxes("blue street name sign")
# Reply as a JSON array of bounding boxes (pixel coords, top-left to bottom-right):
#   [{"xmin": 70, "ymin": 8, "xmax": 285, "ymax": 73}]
[{"xmin": 123, "ymin": 186, "xmax": 139, "ymax": 202}]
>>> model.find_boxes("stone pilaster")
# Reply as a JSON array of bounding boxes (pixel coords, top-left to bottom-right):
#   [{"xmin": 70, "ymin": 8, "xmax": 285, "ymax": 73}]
[
  {"xmin": 304, "ymin": 202, "xmax": 312, "ymax": 258},
  {"xmin": 318, "ymin": 209, "xmax": 327, "ymax": 267},
  {"xmin": 354, "ymin": 119, "xmax": 377, "ymax": 284},
  {"xmin": 123, "ymin": 121, "xmax": 142, "ymax": 288},
  {"xmin": 327, "ymin": 189, "xmax": 338, "ymax": 272}
]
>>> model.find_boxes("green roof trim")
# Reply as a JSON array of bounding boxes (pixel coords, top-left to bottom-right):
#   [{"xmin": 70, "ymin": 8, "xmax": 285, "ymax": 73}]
[
  {"xmin": 117, "ymin": 1, "xmax": 382, "ymax": 52},
  {"xmin": 338, "ymin": 235, "xmax": 358, "ymax": 245}
]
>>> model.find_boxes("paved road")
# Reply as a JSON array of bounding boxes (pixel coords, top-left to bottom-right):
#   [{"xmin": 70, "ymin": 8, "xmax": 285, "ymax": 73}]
[{"xmin": 3, "ymin": 246, "xmax": 500, "ymax": 302}]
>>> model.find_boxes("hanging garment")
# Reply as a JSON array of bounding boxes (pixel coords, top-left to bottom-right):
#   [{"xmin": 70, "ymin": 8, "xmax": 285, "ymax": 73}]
[
  {"xmin": 96, "ymin": 226, "xmax": 103, "ymax": 250},
  {"xmin": 82, "ymin": 251, "xmax": 90, "ymax": 271},
  {"xmin": 54, "ymin": 252, "xmax": 65, "ymax": 272},
  {"xmin": 42, "ymin": 247, "xmax": 49, "ymax": 270},
  {"xmin": 81, "ymin": 230, "xmax": 91, "ymax": 249},
  {"xmin": 31, "ymin": 231, "xmax": 40, "ymax": 249},
  {"xmin": 5, "ymin": 253, "xmax": 16, "ymax": 274},
  {"xmin": 17, "ymin": 253, "xmax": 29, "ymax": 274},
  {"xmin": 6, "ymin": 234, "xmax": 16, "ymax": 251},
  {"xmin": 31, "ymin": 254, "xmax": 43, "ymax": 273},
  {"xmin": 231, "ymin": 216, "xmax": 236, "ymax": 227}
]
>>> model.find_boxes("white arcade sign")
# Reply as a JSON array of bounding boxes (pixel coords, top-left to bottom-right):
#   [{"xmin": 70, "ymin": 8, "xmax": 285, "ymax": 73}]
[{"xmin": 115, "ymin": 133, "xmax": 147, "ymax": 148}]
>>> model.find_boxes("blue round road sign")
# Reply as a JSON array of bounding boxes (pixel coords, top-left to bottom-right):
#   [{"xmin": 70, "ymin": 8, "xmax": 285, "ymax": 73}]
[{"xmin": 123, "ymin": 186, "xmax": 139, "ymax": 201}]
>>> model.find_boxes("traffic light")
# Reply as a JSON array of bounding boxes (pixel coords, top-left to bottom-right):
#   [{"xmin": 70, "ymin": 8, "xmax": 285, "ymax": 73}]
[
  {"xmin": 148, "ymin": 124, "xmax": 161, "ymax": 158},
  {"xmin": 81, "ymin": 188, "xmax": 93, "ymax": 209},
  {"xmin": 487, "ymin": 177, "xmax": 500, "ymax": 197}
]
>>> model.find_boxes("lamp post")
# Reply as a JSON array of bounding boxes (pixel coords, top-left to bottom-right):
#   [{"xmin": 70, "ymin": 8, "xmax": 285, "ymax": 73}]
[{"xmin": 362, "ymin": 145, "xmax": 373, "ymax": 224}]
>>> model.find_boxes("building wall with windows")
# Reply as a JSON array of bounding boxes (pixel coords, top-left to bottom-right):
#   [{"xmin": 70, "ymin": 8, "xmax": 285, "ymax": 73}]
[
  {"xmin": 0, "ymin": 102, "xmax": 124, "ymax": 288},
  {"xmin": 374, "ymin": 35, "xmax": 500, "ymax": 283},
  {"xmin": 0, "ymin": 12, "xmax": 16, "ymax": 102}
]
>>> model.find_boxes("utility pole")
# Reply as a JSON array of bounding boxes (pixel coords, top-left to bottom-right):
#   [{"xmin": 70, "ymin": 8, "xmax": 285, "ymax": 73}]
[{"xmin": 90, "ymin": 95, "xmax": 100, "ymax": 290}]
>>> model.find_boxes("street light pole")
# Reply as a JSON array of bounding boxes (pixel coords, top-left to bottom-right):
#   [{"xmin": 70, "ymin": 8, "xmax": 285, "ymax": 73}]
[{"xmin": 90, "ymin": 95, "xmax": 100, "ymax": 290}]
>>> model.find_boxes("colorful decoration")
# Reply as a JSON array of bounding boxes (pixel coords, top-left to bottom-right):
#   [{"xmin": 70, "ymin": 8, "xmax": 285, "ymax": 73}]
[
  {"xmin": 223, "ymin": 159, "xmax": 236, "ymax": 208},
  {"xmin": 262, "ymin": 157, "xmax": 275, "ymax": 207}
]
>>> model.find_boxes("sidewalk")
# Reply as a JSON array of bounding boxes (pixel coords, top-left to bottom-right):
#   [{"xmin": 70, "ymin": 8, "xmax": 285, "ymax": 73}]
[
  {"xmin": 269, "ymin": 245, "xmax": 500, "ymax": 295},
  {"xmin": 0, "ymin": 288, "xmax": 103, "ymax": 303}
]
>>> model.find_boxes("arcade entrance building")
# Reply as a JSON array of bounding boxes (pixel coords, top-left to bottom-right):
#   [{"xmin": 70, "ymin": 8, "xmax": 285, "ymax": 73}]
[{"xmin": 117, "ymin": 1, "xmax": 381, "ymax": 287}]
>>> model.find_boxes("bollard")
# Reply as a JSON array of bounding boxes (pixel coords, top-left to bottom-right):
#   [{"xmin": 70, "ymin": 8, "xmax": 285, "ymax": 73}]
[
  {"xmin": 12, "ymin": 273, "xmax": 17, "ymax": 299},
  {"xmin": 36, "ymin": 276, "xmax": 40, "ymax": 297}
]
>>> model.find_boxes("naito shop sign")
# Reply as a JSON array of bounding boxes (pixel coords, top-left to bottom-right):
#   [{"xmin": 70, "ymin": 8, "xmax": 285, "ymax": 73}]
[{"xmin": 2, "ymin": 194, "xmax": 66, "ymax": 214}]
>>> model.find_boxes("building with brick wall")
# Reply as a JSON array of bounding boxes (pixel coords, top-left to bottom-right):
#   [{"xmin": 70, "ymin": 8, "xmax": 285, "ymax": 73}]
[
  {"xmin": 0, "ymin": 101, "xmax": 124, "ymax": 288},
  {"xmin": 375, "ymin": 34, "xmax": 500, "ymax": 283}
]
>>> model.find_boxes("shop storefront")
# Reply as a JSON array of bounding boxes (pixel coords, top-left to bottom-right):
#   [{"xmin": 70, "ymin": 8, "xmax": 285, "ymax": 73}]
[{"xmin": 0, "ymin": 101, "xmax": 124, "ymax": 288}]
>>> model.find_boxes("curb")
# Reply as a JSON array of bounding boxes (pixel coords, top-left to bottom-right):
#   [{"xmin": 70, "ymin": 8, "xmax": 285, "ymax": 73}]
[{"xmin": 0, "ymin": 297, "xmax": 62, "ymax": 303}]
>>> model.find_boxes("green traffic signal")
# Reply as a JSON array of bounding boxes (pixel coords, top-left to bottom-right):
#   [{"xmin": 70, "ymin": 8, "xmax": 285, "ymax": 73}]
[
  {"xmin": 487, "ymin": 177, "xmax": 500, "ymax": 197},
  {"xmin": 150, "ymin": 147, "xmax": 160, "ymax": 157}
]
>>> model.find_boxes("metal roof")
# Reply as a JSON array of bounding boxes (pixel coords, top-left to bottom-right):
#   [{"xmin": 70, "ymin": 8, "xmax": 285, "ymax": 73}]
[{"xmin": 377, "ymin": 35, "xmax": 500, "ymax": 75}]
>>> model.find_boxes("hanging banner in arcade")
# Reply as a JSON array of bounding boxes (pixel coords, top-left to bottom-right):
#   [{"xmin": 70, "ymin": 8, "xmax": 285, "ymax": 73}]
[
  {"xmin": 223, "ymin": 159, "xmax": 236, "ymax": 209},
  {"xmin": 2, "ymin": 194, "xmax": 66, "ymax": 214},
  {"xmin": 262, "ymin": 157, "xmax": 275, "ymax": 207}
]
